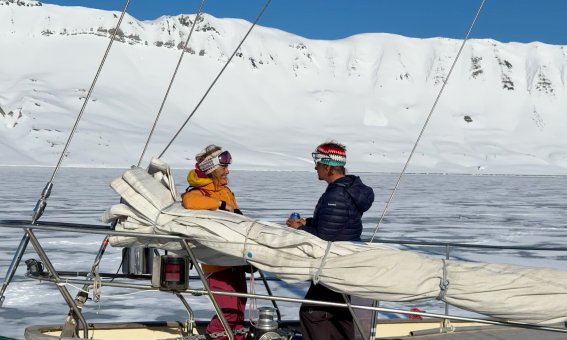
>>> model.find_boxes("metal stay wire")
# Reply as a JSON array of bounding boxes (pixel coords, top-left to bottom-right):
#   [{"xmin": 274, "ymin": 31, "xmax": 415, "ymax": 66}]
[
  {"xmin": 368, "ymin": 1, "xmax": 486, "ymax": 339},
  {"xmin": 0, "ymin": 0, "xmax": 131, "ymax": 320},
  {"xmin": 369, "ymin": 0, "xmax": 487, "ymax": 242},
  {"xmin": 137, "ymin": 0, "xmax": 206, "ymax": 167},
  {"xmin": 31, "ymin": 0, "xmax": 132, "ymax": 224},
  {"xmin": 109, "ymin": 0, "xmax": 206, "ymax": 283},
  {"xmin": 98, "ymin": 0, "xmax": 212, "ymax": 291},
  {"xmin": 158, "ymin": 0, "xmax": 272, "ymax": 159}
]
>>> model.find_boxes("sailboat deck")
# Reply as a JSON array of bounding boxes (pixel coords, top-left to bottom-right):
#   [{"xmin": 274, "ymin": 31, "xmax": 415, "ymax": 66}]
[
  {"xmin": 372, "ymin": 319, "xmax": 567, "ymax": 339},
  {"xmin": 403, "ymin": 326, "xmax": 567, "ymax": 340},
  {"xmin": 24, "ymin": 320, "xmax": 567, "ymax": 340}
]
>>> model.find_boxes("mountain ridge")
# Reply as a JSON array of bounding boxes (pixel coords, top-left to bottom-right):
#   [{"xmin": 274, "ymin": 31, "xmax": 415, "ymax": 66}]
[{"xmin": 1, "ymin": 1, "xmax": 566, "ymax": 174}]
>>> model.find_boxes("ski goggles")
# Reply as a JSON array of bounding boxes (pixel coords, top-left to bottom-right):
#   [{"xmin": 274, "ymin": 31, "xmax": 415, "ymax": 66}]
[
  {"xmin": 311, "ymin": 150, "xmax": 346, "ymax": 166},
  {"xmin": 217, "ymin": 150, "xmax": 232, "ymax": 166},
  {"xmin": 199, "ymin": 150, "xmax": 232, "ymax": 174},
  {"xmin": 312, "ymin": 151, "xmax": 332, "ymax": 164}
]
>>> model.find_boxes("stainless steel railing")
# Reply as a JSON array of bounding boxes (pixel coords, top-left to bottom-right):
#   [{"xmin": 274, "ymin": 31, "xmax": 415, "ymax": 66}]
[{"xmin": 1, "ymin": 219, "xmax": 567, "ymax": 337}]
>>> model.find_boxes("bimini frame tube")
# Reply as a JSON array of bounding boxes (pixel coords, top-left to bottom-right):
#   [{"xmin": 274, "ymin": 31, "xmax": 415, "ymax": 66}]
[
  {"xmin": 5, "ymin": 220, "xmax": 567, "ymax": 336},
  {"xmin": 181, "ymin": 239, "xmax": 235, "ymax": 340},
  {"xmin": 25, "ymin": 228, "xmax": 89, "ymax": 338},
  {"xmin": 31, "ymin": 275, "xmax": 567, "ymax": 335},
  {"xmin": 0, "ymin": 0, "xmax": 132, "ymax": 308},
  {"xmin": 0, "ymin": 233, "xmax": 29, "ymax": 307},
  {"xmin": 342, "ymin": 292, "xmax": 367, "ymax": 339}
]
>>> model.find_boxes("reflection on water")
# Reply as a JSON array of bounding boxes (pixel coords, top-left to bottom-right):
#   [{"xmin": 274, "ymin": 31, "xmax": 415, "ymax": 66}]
[{"xmin": 0, "ymin": 167, "xmax": 566, "ymax": 338}]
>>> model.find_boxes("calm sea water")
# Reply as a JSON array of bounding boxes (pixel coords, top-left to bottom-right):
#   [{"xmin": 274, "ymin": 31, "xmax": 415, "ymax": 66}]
[{"xmin": 1, "ymin": 167, "xmax": 566, "ymax": 339}]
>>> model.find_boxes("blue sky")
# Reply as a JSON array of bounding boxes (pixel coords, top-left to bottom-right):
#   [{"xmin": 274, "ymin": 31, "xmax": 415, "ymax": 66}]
[{"xmin": 44, "ymin": 1, "xmax": 566, "ymax": 45}]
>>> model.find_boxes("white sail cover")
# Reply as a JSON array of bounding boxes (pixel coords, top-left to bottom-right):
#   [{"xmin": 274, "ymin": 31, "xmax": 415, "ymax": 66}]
[{"xmin": 104, "ymin": 159, "xmax": 567, "ymax": 324}]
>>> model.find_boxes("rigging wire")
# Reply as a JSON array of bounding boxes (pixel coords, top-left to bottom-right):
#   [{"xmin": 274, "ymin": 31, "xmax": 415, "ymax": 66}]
[
  {"xmin": 370, "ymin": 0, "xmax": 487, "ymax": 242},
  {"xmin": 157, "ymin": 0, "xmax": 272, "ymax": 159},
  {"xmin": 137, "ymin": 0, "xmax": 206, "ymax": 167},
  {"xmin": 368, "ymin": 5, "xmax": 487, "ymax": 339},
  {"xmin": 31, "ymin": 0, "xmax": 132, "ymax": 224}
]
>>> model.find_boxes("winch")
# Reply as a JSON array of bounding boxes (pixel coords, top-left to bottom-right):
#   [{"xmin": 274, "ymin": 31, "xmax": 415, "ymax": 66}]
[{"xmin": 246, "ymin": 307, "xmax": 293, "ymax": 340}]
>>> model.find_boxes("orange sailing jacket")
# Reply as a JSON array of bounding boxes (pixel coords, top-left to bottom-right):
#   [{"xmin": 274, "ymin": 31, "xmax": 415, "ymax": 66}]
[{"xmin": 182, "ymin": 169, "xmax": 239, "ymax": 273}]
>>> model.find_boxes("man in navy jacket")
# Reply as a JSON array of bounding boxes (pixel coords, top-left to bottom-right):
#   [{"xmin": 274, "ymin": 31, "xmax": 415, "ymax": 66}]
[{"xmin": 287, "ymin": 141, "xmax": 374, "ymax": 340}]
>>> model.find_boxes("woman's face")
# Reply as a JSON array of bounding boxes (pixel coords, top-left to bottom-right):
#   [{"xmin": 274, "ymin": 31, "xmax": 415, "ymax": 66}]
[{"xmin": 212, "ymin": 165, "xmax": 230, "ymax": 184}]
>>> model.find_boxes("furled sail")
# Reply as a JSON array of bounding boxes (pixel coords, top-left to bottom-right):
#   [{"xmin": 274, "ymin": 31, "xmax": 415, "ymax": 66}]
[{"xmin": 104, "ymin": 158, "xmax": 567, "ymax": 324}]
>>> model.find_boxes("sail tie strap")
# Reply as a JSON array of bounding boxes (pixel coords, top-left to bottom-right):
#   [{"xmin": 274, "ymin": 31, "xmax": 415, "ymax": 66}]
[
  {"xmin": 437, "ymin": 259, "xmax": 450, "ymax": 301},
  {"xmin": 151, "ymin": 201, "xmax": 178, "ymax": 226},
  {"xmin": 242, "ymin": 220, "xmax": 258, "ymax": 263},
  {"xmin": 313, "ymin": 241, "xmax": 333, "ymax": 285}
]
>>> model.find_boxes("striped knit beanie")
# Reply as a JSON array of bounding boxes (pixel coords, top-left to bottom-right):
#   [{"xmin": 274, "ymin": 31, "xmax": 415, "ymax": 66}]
[
  {"xmin": 312, "ymin": 142, "xmax": 347, "ymax": 166},
  {"xmin": 196, "ymin": 145, "xmax": 223, "ymax": 175}
]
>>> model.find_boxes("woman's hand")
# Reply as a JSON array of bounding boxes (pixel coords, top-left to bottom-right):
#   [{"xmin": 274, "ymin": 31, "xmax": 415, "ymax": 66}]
[{"xmin": 218, "ymin": 200, "xmax": 236, "ymax": 212}]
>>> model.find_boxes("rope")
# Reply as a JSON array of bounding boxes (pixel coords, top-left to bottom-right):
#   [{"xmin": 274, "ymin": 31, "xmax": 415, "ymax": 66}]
[
  {"xmin": 207, "ymin": 327, "xmax": 249, "ymax": 339},
  {"xmin": 242, "ymin": 220, "xmax": 258, "ymax": 261},
  {"xmin": 137, "ymin": 0, "xmax": 207, "ymax": 167},
  {"xmin": 243, "ymin": 220, "xmax": 259, "ymax": 324},
  {"xmin": 313, "ymin": 241, "xmax": 332, "ymax": 285},
  {"xmin": 247, "ymin": 268, "xmax": 258, "ymax": 326},
  {"xmin": 369, "ymin": 0, "xmax": 487, "ymax": 242},
  {"xmin": 31, "ymin": 0, "xmax": 131, "ymax": 223},
  {"xmin": 437, "ymin": 259, "xmax": 450, "ymax": 300},
  {"xmin": 158, "ymin": 0, "xmax": 272, "ymax": 158},
  {"xmin": 59, "ymin": 282, "xmax": 155, "ymax": 299}
]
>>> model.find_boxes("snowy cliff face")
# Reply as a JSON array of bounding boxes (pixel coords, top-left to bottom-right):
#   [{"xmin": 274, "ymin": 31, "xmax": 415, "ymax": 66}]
[{"xmin": 1, "ymin": 1, "xmax": 566, "ymax": 174}]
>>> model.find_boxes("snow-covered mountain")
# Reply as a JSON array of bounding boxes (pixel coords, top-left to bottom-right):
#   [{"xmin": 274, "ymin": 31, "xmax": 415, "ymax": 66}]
[{"xmin": 1, "ymin": 0, "xmax": 566, "ymax": 174}]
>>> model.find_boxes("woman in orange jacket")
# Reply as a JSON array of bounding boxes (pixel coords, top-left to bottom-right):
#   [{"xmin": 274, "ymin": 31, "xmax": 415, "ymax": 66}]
[{"xmin": 182, "ymin": 144, "xmax": 246, "ymax": 340}]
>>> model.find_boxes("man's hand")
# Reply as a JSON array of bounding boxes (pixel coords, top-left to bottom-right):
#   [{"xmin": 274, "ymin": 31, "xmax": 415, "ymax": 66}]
[{"xmin": 286, "ymin": 217, "xmax": 306, "ymax": 229}]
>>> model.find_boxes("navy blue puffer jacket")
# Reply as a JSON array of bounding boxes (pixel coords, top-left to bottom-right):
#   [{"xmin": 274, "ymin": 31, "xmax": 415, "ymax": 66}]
[{"xmin": 301, "ymin": 175, "xmax": 374, "ymax": 242}]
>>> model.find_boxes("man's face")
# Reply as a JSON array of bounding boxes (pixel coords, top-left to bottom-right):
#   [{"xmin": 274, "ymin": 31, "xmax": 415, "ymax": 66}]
[{"xmin": 315, "ymin": 162, "xmax": 326, "ymax": 181}]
